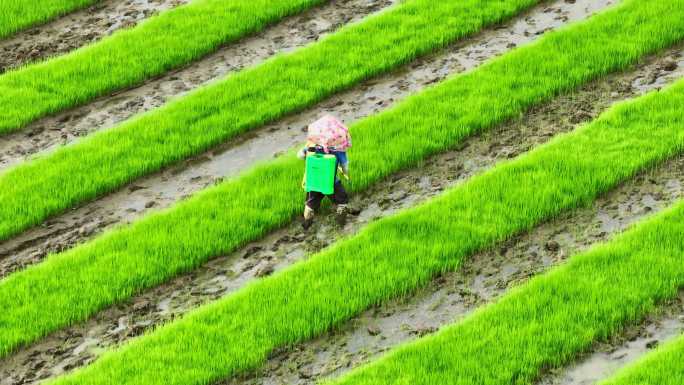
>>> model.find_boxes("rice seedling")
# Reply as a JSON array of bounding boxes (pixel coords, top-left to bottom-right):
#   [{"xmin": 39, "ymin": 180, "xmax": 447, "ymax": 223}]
[
  {"xmin": 0, "ymin": 0, "xmax": 681, "ymax": 354},
  {"xmin": 322, "ymin": 182, "xmax": 684, "ymax": 385},
  {"xmin": 15, "ymin": 41, "xmax": 684, "ymax": 384},
  {"xmin": 0, "ymin": 0, "xmax": 676, "ymax": 243},
  {"xmin": 0, "ymin": 0, "xmax": 541, "ymax": 135},
  {"xmin": 0, "ymin": 0, "xmax": 97, "ymax": 39},
  {"xmin": 599, "ymin": 336, "xmax": 684, "ymax": 385},
  {"xmin": 0, "ymin": 0, "xmax": 551, "ymax": 239}
]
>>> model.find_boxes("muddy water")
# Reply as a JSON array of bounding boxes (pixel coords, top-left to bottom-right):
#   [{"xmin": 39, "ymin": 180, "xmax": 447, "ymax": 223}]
[
  {"xmin": 2, "ymin": 41, "xmax": 683, "ymax": 385},
  {"xmin": 0, "ymin": 0, "xmax": 619, "ymax": 277},
  {"xmin": 0, "ymin": 0, "xmax": 614, "ymax": 168},
  {"xmin": 0, "ymin": 0, "xmax": 189, "ymax": 72},
  {"xmin": 0, "ymin": 0, "xmax": 397, "ymax": 168},
  {"xmin": 540, "ymin": 294, "xmax": 684, "ymax": 385},
  {"xmin": 220, "ymin": 167, "xmax": 684, "ymax": 385}
]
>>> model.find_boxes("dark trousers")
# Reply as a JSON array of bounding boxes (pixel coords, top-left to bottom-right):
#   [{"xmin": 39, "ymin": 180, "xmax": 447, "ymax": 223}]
[{"xmin": 306, "ymin": 181, "xmax": 348, "ymax": 211}]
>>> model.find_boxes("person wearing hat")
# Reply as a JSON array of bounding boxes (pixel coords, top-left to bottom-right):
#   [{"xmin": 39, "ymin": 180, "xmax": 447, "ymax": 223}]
[{"xmin": 299, "ymin": 115, "xmax": 351, "ymax": 229}]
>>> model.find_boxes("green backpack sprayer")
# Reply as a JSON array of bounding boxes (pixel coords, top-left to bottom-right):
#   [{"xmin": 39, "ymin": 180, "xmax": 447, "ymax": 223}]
[{"xmin": 305, "ymin": 152, "xmax": 338, "ymax": 195}]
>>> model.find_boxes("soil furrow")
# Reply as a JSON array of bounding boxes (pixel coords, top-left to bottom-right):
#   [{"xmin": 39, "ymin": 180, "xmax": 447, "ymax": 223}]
[
  {"xmin": 1, "ymin": 38, "xmax": 681, "ymax": 385},
  {"xmin": 0, "ymin": 0, "xmax": 189, "ymax": 73},
  {"xmin": 0, "ymin": 0, "xmax": 616, "ymax": 277},
  {"xmin": 0, "ymin": 0, "xmax": 397, "ymax": 169},
  {"xmin": 217, "ymin": 159, "xmax": 684, "ymax": 385},
  {"xmin": 538, "ymin": 294, "xmax": 684, "ymax": 385}
]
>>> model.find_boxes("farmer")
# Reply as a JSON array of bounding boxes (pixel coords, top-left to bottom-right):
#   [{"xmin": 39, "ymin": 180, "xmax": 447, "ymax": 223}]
[{"xmin": 299, "ymin": 115, "xmax": 351, "ymax": 229}]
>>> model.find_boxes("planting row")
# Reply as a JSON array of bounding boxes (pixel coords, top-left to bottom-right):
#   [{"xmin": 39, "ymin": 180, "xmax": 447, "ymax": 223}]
[
  {"xmin": 45, "ymin": 60, "xmax": 684, "ymax": 385},
  {"xmin": 0, "ymin": 0, "xmax": 395, "ymax": 169},
  {"xmin": 0, "ymin": 0, "xmax": 324, "ymax": 133},
  {"xmin": 0, "ymin": 0, "xmax": 192, "ymax": 73},
  {"xmin": 0, "ymin": 0, "xmax": 542, "ymax": 135},
  {"xmin": 0, "ymin": 0, "xmax": 549, "ymax": 241},
  {"xmin": 6, "ymin": 32, "xmax": 675, "ymax": 383},
  {"xmin": 0, "ymin": 0, "xmax": 612, "ymax": 278},
  {"xmin": 0, "ymin": 0, "xmax": 681, "ymax": 356},
  {"xmin": 601, "ymin": 335, "xmax": 684, "ymax": 385},
  {"xmin": 325, "ymin": 170, "xmax": 684, "ymax": 385},
  {"xmin": 0, "ymin": 0, "xmax": 97, "ymax": 40}
]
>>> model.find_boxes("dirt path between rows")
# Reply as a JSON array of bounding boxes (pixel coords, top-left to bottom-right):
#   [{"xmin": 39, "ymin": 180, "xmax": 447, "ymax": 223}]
[
  {"xmin": 0, "ymin": 0, "xmax": 615, "ymax": 278},
  {"xmin": 0, "ymin": 0, "xmax": 397, "ymax": 168},
  {"xmin": 539, "ymin": 293, "xmax": 684, "ymax": 385},
  {"xmin": 2, "ymin": 38, "xmax": 682, "ymax": 385},
  {"xmin": 219, "ymin": 57, "xmax": 684, "ymax": 385},
  {"xmin": 0, "ymin": 0, "xmax": 189, "ymax": 73},
  {"xmin": 219, "ymin": 159, "xmax": 684, "ymax": 385}
]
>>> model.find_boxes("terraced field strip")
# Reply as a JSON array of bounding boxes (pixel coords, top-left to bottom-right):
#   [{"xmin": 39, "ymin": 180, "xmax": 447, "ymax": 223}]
[
  {"xmin": 0, "ymin": 0, "xmax": 555, "ymax": 241},
  {"xmin": 4, "ymin": 47, "xmax": 683, "ymax": 385},
  {"xmin": 0, "ymin": 0, "xmax": 398, "ymax": 168},
  {"xmin": 0, "ymin": 0, "xmax": 682, "ymax": 357},
  {"xmin": 42, "ymin": 58, "xmax": 684, "ymax": 385},
  {"xmin": 0, "ymin": 0, "xmax": 99, "ymax": 39},
  {"xmin": 540, "ymin": 293, "xmax": 684, "ymax": 385},
  {"xmin": 600, "ymin": 335, "xmax": 684, "ymax": 385},
  {"xmin": 0, "ymin": 0, "xmax": 191, "ymax": 73},
  {"xmin": 6, "ymin": 45, "xmax": 678, "ymax": 383},
  {"xmin": 0, "ymin": 0, "xmax": 543, "ymax": 136},
  {"xmin": 0, "ymin": 0, "xmax": 615, "ymax": 278},
  {"xmin": 323, "ymin": 189, "xmax": 684, "ymax": 385},
  {"xmin": 0, "ymin": 0, "xmax": 334, "ymax": 132}
]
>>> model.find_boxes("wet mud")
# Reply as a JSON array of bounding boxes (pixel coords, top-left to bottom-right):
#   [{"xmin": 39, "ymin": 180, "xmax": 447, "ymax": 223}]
[
  {"xmin": 3, "ymin": 36, "xmax": 684, "ymax": 385},
  {"xmin": 540, "ymin": 293, "xmax": 684, "ymax": 385},
  {"xmin": 0, "ymin": 0, "xmax": 397, "ymax": 169},
  {"xmin": 218, "ymin": 164, "xmax": 684, "ymax": 385},
  {"xmin": 0, "ymin": 0, "xmax": 618, "ymax": 277},
  {"xmin": 0, "ymin": 0, "xmax": 189, "ymax": 72}
]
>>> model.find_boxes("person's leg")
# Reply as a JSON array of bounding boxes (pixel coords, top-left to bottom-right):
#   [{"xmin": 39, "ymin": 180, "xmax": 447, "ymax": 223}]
[
  {"xmin": 304, "ymin": 191, "xmax": 323, "ymax": 229},
  {"xmin": 330, "ymin": 181, "xmax": 349, "ymax": 214}
]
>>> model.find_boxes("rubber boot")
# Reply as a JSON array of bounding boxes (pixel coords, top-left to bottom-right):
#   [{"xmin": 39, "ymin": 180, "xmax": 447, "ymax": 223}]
[
  {"xmin": 335, "ymin": 204, "xmax": 348, "ymax": 226},
  {"xmin": 303, "ymin": 205, "xmax": 315, "ymax": 230}
]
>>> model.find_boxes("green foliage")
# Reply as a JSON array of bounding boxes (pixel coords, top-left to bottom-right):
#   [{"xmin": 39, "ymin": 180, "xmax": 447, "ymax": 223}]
[
  {"xmin": 0, "ymin": 0, "xmax": 327, "ymax": 133},
  {"xmin": 46, "ymin": 47, "xmax": 684, "ymax": 385},
  {"xmin": 1, "ymin": 0, "xmax": 683, "ymax": 362},
  {"xmin": 328, "ymin": 170, "xmax": 684, "ymax": 385},
  {"xmin": 599, "ymin": 337, "xmax": 684, "ymax": 385},
  {"xmin": 0, "ymin": 0, "xmax": 97, "ymax": 39},
  {"xmin": 0, "ymin": 0, "xmax": 544, "ymax": 239}
]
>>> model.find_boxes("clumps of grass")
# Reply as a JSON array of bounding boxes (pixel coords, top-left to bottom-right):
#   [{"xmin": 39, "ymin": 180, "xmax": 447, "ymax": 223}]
[
  {"xmin": 0, "ymin": 0, "xmax": 97, "ymax": 39},
  {"xmin": 326, "ymin": 173, "xmax": 684, "ymax": 385},
  {"xmin": 0, "ymin": 0, "xmax": 547, "ymax": 238},
  {"xmin": 45, "ymin": 51, "xmax": 684, "ymax": 385},
  {"xmin": 599, "ymin": 336, "xmax": 684, "ymax": 385},
  {"xmin": 0, "ymin": 0, "xmax": 540, "ymax": 136},
  {"xmin": 0, "ymin": 0, "xmax": 325, "ymax": 134},
  {"xmin": 1, "ymin": 0, "xmax": 683, "ymax": 361}
]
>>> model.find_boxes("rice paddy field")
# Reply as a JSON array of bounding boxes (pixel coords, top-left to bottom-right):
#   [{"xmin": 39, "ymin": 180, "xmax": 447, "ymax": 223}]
[{"xmin": 0, "ymin": 0, "xmax": 683, "ymax": 384}]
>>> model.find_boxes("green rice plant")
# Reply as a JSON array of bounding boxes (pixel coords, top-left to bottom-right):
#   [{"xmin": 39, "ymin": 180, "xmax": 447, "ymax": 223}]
[
  {"xmin": 1, "ymin": 0, "xmax": 683, "ymax": 359},
  {"xmin": 323, "ymin": 179, "xmax": 684, "ymax": 385},
  {"xmin": 42, "ymin": 50, "xmax": 684, "ymax": 385},
  {"xmin": 328, "ymin": 205, "xmax": 684, "ymax": 384},
  {"xmin": 2, "ymin": 0, "xmax": 614, "ymax": 241},
  {"xmin": 599, "ymin": 336, "xmax": 684, "ymax": 385},
  {"xmin": 0, "ymin": 0, "xmax": 542, "ymax": 136},
  {"xmin": 0, "ymin": 0, "xmax": 97, "ymax": 39}
]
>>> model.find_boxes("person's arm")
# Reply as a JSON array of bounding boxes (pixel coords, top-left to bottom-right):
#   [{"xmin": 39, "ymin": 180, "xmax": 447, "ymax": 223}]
[
  {"xmin": 297, "ymin": 146, "xmax": 308, "ymax": 160},
  {"xmin": 298, "ymin": 146, "xmax": 309, "ymax": 189},
  {"xmin": 337, "ymin": 152, "xmax": 350, "ymax": 180}
]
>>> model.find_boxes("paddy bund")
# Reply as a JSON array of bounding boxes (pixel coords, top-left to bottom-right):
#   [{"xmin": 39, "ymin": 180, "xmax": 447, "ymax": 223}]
[
  {"xmin": 0, "ymin": 0, "xmax": 615, "ymax": 278},
  {"xmin": 2, "ymin": 42, "xmax": 681, "ymax": 385},
  {"xmin": 0, "ymin": 0, "xmax": 189, "ymax": 73},
  {"xmin": 0, "ymin": 0, "xmax": 396, "ymax": 167}
]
